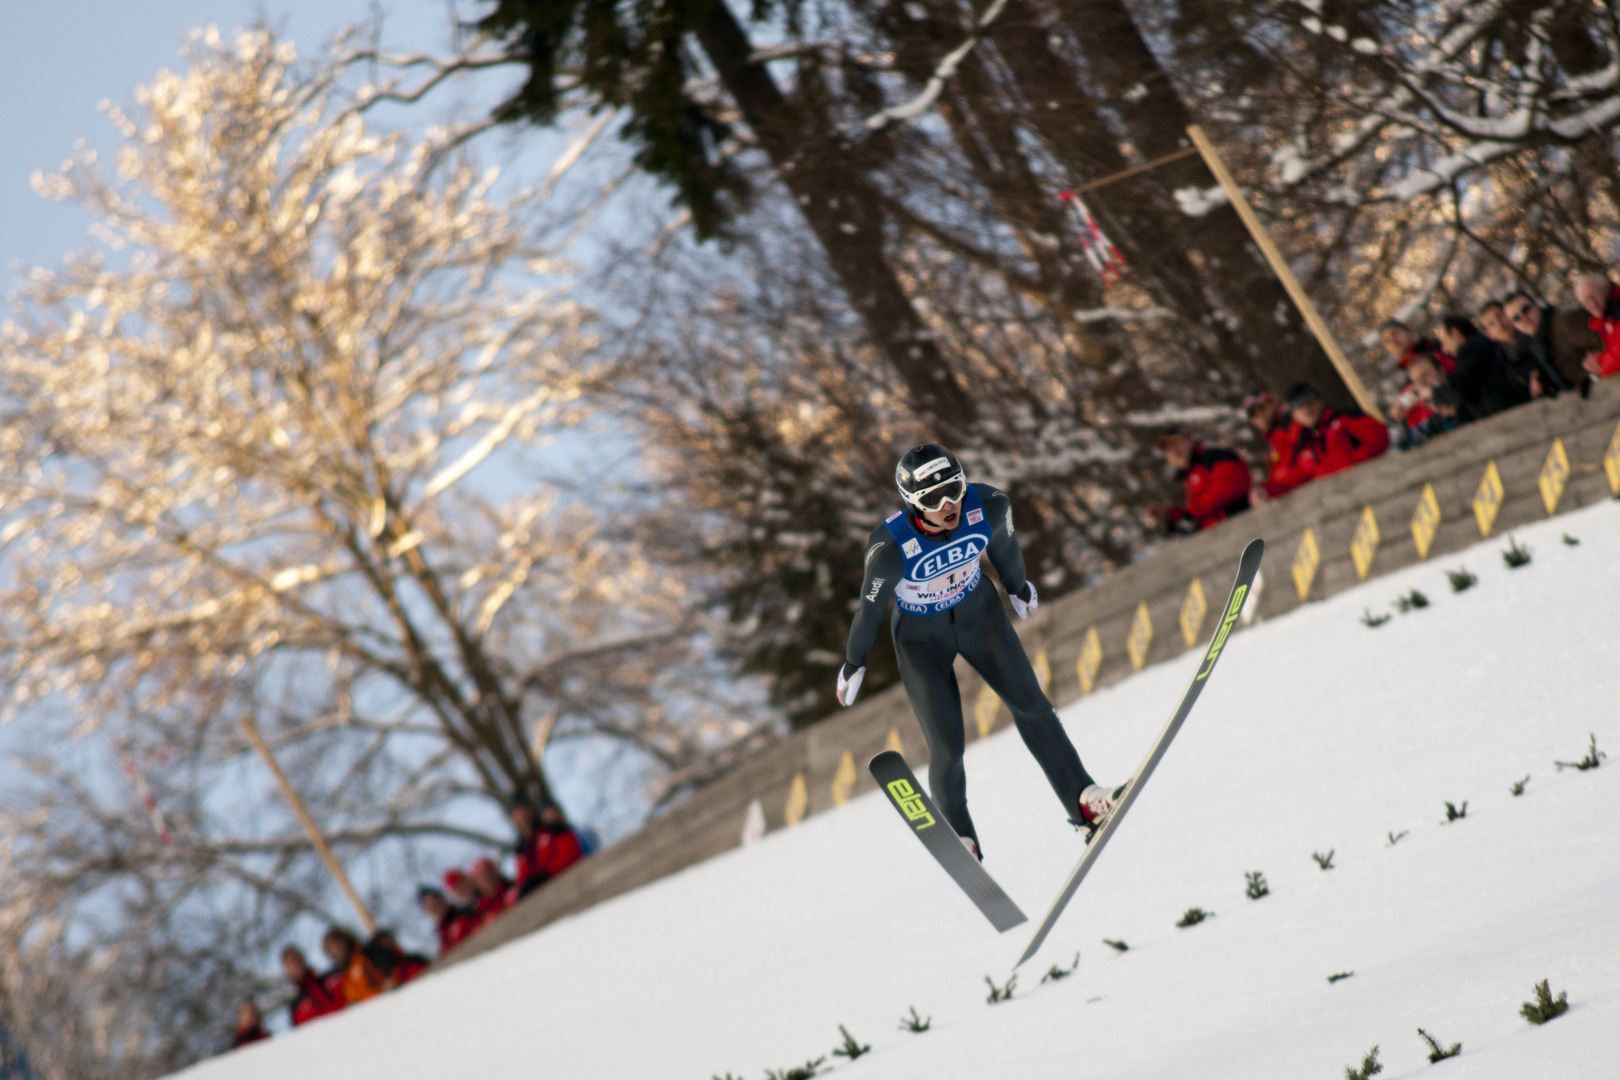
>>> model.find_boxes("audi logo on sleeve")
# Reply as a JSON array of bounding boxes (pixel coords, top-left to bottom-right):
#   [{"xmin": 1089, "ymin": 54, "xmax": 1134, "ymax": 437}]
[{"xmin": 883, "ymin": 486, "xmax": 994, "ymax": 616}]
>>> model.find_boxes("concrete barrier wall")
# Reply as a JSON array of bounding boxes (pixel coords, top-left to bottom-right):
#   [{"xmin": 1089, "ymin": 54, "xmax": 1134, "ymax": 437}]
[{"xmin": 443, "ymin": 381, "xmax": 1620, "ymax": 968}]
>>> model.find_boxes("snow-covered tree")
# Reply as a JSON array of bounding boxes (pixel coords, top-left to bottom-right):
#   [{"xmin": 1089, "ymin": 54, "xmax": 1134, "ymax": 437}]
[{"xmin": 0, "ymin": 27, "xmax": 765, "ymax": 1079}]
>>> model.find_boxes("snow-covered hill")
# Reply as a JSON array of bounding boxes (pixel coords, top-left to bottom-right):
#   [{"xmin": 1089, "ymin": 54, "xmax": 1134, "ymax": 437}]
[{"xmin": 183, "ymin": 501, "xmax": 1620, "ymax": 1080}]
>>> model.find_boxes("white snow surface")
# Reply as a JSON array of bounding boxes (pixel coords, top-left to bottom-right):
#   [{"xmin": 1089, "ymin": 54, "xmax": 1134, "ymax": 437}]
[{"xmin": 185, "ymin": 502, "xmax": 1620, "ymax": 1080}]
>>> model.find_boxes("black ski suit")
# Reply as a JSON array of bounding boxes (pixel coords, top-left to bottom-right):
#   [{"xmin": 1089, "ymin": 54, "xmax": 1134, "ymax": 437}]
[{"xmin": 844, "ymin": 484, "xmax": 1094, "ymax": 848}]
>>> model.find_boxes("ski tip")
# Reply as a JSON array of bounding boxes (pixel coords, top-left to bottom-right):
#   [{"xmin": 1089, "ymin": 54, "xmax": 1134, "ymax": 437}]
[{"xmin": 867, "ymin": 749, "xmax": 903, "ymax": 775}]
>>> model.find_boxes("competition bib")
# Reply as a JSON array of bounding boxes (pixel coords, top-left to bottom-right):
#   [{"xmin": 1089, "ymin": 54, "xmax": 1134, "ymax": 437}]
[{"xmin": 883, "ymin": 485, "xmax": 994, "ymax": 616}]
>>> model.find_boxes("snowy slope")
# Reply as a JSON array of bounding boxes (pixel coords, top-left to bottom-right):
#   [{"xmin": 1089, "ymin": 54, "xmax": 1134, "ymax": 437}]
[{"xmin": 182, "ymin": 501, "xmax": 1620, "ymax": 1080}]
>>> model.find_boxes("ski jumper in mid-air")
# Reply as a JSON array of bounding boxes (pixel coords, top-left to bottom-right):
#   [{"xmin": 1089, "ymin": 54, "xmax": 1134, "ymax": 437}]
[{"xmin": 836, "ymin": 444, "xmax": 1120, "ymax": 858}]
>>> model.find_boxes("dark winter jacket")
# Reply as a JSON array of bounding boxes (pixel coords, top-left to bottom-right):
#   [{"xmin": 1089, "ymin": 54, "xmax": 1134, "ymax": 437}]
[
  {"xmin": 231, "ymin": 1025, "xmax": 270, "ymax": 1049},
  {"xmin": 1448, "ymin": 332, "xmax": 1529, "ymax": 421},
  {"xmin": 361, "ymin": 935, "xmax": 431, "ymax": 987},
  {"xmin": 1512, "ymin": 306, "xmax": 1578, "ymax": 396}
]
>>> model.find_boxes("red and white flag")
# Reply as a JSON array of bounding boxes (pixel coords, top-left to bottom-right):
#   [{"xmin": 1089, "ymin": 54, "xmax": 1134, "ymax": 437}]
[
  {"xmin": 1059, "ymin": 190, "xmax": 1127, "ymax": 287},
  {"xmin": 122, "ymin": 748, "xmax": 174, "ymax": 847}
]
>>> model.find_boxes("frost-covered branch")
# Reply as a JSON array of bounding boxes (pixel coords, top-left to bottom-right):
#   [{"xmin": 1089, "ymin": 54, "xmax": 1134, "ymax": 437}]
[{"xmin": 865, "ymin": 0, "xmax": 1010, "ymax": 130}]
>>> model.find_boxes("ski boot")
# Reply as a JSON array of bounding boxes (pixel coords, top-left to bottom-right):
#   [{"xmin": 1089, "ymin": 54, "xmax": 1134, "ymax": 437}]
[{"xmin": 1074, "ymin": 782, "xmax": 1128, "ymax": 844}]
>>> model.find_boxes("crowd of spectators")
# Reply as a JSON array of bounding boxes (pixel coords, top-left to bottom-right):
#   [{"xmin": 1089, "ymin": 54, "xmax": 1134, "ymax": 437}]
[
  {"xmin": 228, "ymin": 799, "xmax": 590, "ymax": 1052},
  {"xmin": 1154, "ymin": 271, "xmax": 1620, "ymax": 531}
]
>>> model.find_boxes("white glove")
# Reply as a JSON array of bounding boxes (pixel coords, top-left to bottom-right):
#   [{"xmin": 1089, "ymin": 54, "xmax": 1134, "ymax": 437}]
[
  {"xmin": 1009, "ymin": 581, "xmax": 1038, "ymax": 620},
  {"xmin": 836, "ymin": 663, "xmax": 866, "ymax": 707}
]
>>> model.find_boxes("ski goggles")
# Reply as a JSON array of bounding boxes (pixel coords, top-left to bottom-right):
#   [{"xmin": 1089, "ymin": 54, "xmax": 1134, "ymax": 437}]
[{"xmin": 905, "ymin": 474, "xmax": 967, "ymax": 513}]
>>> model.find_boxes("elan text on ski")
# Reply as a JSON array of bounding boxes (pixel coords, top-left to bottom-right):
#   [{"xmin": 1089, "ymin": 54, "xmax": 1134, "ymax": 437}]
[{"xmin": 836, "ymin": 445, "xmax": 1123, "ymax": 859}]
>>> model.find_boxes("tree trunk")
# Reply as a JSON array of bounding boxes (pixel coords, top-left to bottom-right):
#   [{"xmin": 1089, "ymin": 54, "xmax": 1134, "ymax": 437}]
[{"xmin": 694, "ymin": 2, "xmax": 979, "ymax": 436}]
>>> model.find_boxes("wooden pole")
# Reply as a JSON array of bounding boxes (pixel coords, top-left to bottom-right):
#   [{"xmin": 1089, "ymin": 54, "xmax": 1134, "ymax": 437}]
[
  {"xmin": 1186, "ymin": 124, "xmax": 1385, "ymax": 422},
  {"xmin": 240, "ymin": 714, "xmax": 376, "ymax": 935}
]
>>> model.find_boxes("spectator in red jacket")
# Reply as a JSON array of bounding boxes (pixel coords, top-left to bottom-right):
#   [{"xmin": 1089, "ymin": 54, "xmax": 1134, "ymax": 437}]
[
  {"xmin": 442, "ymin": 867, "xmax": 480, "ymax": 910},
  {"xmin": 230, "ymin": 1001, "xmax": 269, "ymax": 1049},
  {"xmin": 418, "ymin": 886, "xmax": 478, "ymax": 956},
  {"xmin": 1155, "ymin": 430, "xmax": 1252, "ymax": 534},
  {"xmin": 1390, "ymin": 354, "xmax": 1460, "ymax": 450},
  {"xmin": 1285, "ymin": 383, "xmax": 1391, "ymax": 478},
  {"xmin": 1379, "ymin": 318, "xmax": 1454, "ymax": 374},
  {"xmin": 536, "ymin": 804, "xmax": 585, "ymax": 877},
  {"xmin": 1575, "ymin": 273, "xmax": 1620, "ymax": 378},
  {"xmin": 281, "ymin": 946, "xmax": 345, "ymax": 1027},
  {"xmin": 469, "ymin": 856, "xmax": 516, "ymax": 927},
  {"xmin": 511, "ymin": 801, "xmax": 586, "ymax": 897},
  {"xmin": 1246, "ymin": 393, "xmax": 1309, "ymax": 498}
]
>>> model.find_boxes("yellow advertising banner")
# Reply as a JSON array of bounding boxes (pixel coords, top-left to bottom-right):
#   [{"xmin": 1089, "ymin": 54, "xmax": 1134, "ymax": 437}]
[
  {"xmin": 1032, "ymin": 648, "xmax": 1051, "ymax": 691},
  {"xmin": 1179, "ymin": 577, "xmax": 1207, "ymax": 647},
  {"xmin": 1473, "ymin": 460, "xmax": 1504, "ymax": 536},
  {"xmin": 885, "ymin": 727, "xmax": 905, "ymax": 756},
  {"xmin": 1127, "ymin": 601, "xmax": 1153, "ymax": 672},
  {"xmin": 1292, "ymin": 527, "xmax": 1320, "ymax": 600},
  {"xmin": 1076, "ymin": 626, "xmax": 1102, "ymax": 694},
  {"xmin": 1607, "ymin": 420, "xmax": 1620, "ymax": 495},
  {"xmin": 830, "ymin": 750, "xmax": 856, "ymax": 806},
  {"xmin": 783, "ymin": 772, "xmax": 808, "ymax": 827},
  {"xmin": 1538, "ymin": 439, "xmax": 1570, "ymax": 516},
  {"xmin": 1350, "ymin": 505, "xmax": 1380, "ymax": 580},
  {"xmin": 1411, "ymin": 483, "xmax": 1441, "ymax": 559}
]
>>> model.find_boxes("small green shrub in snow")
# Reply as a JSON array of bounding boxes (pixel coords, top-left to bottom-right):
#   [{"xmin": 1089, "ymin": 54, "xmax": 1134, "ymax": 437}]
[
  {"xmin": 1443, "ymin": 800, "xmax": 1467, "ymax": 822},
  {"xmin": 1417, "ymin": 1027, "xmax": 1461, "ymax": 1062},
  {"xmin": 1510, "ymin": 775, "xmax": 1530, "ymax": 796},
  {"xmin": 1561, "ymin": 533, "xmax": 1580, "ymax": 546},
  {"xmin": 1313, "ymin": 849, "xmax": 1335, "ymax": 870},
  {"xmin": 1327, "ymin": 971, "xmax": 1354, "ymax": 984},
  {"xmin": 1387, "ymin": 830, "xmax": 1409, "ymax": 846},
  {"xmin": 1554, "ymin": 733, "xmax": 1605, "ymax": 772},
  {"xmin": 1395, "ymin": 589, "xmax": 1430, "ymax": 612},
  {"xmin": 831, "ymin": 1025, "xmax": 869, "ymax": 1061},
  {"xmin": 1176, "ymin": 907, "xmax": 1212, "ymax": 927},
  {"xmin": 1103, "ymin": 938, "xmax": 1129, "ymax": 953},
  {"xmin": 1245, "ymin": 871, "xmax": 1269, "ymax": 899},
  {"xmin": 1520, "ymin": 979, "xmax": 1569, "ymax": 1025},
  {"xmin": 764, "ymin": 1058, "xmax": 824, "ymax": 1080},
  {"xmin": 1344, "ymin": 1045, "xmax": 1382, "ymax": 1079},
  {"xmin": 1040, "ymin": 953, "xmax": 1080, "ymax": 983},
  {"xmin": 1446, "ymin": 567, "xmax": 1477, "ymax": 592},
  {"xmin": 1361, "ymin": 608, "xmax": 1392, "ymax": 628},
  {"xmin": 898, "ymin": 1006, "xmax": 931, "ymax": 1033},
  {"xmin": 1502, "ymin": 537, "xmax": 1531, "ymax": 568},
  {"xmin": 984, "ymin": 973, "xmax": 1016, "ymax": 1003}
]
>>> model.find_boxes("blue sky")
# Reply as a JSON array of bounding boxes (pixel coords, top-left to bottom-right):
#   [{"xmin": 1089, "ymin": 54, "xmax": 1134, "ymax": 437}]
[{"xmin": 0, "ymin": 1, "xmax": 473, "ymax": 289}]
